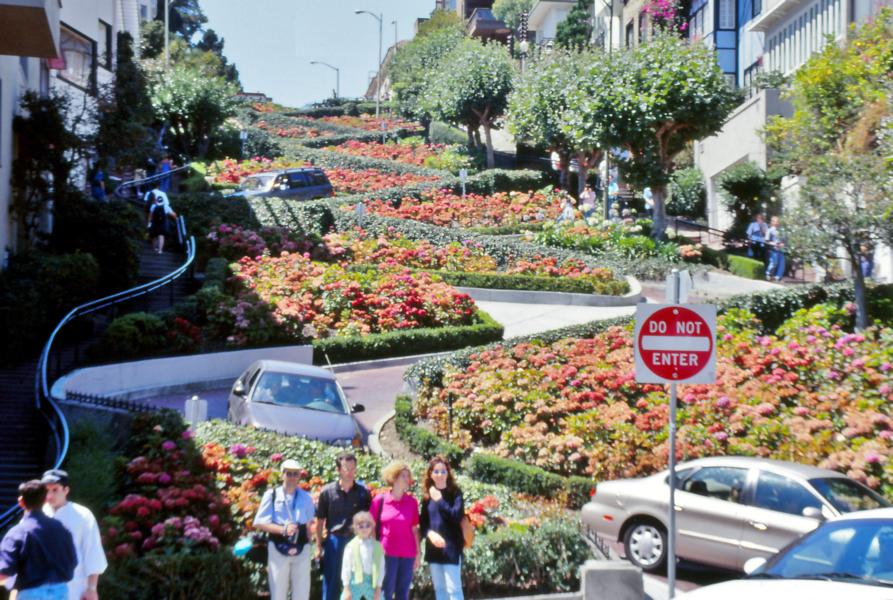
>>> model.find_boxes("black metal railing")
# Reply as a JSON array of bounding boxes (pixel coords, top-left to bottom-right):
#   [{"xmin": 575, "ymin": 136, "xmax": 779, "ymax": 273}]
[
  {"xmin": 65, "ymin": 391, "xmax": 161, "ymax": 414},
  {"xmin": 113, "ymin": 164, "xmax": 195, "ymax": 200},
  {"xmin": 0, "ymin": 226, "xmax": 196, "ymax": 530}
]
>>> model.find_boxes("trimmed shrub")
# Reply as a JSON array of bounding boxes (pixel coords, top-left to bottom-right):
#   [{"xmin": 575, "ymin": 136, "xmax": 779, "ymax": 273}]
[
  {"xmin": 89, "ymin": 312, "xmax": 167, "ymax": 361},
  {"xmin": 728, "ymin": 254, "xmax": 766, "ymax": 280},
  {"xmin": 311, "ymin": 309, "xmax": 503, "ymax": 365},
  {"xmin": 394, "ymin": 396, "xmax": 465, "ymax": 466},
  {"xmin": 668, "ymin": 167, "xmax": 706, "ymax": 219},
  {"xmin": 63, "ymin": 420, "xmax": 117, "ymax": 515},
  {"xmin": 466, "ymin": 453, "xmax": 567, "ymax": 498},
  {"xmin": 434, "ymin": 270, "xmax": 629, "ymax": 296},
  {"xmin": 700, "ymin": 246, "xmax": 730, "ymax": 270},
  {"xmin": 430, "ymin": 121, "xmax": 468, "ymax": 145},
  {"xmin": 464, "ymin": 169, "xmax": 548, "ymax": 195}
]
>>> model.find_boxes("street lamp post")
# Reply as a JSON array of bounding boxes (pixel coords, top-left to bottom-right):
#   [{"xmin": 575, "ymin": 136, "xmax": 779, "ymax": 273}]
[
  {"xmin": 164, "ymin": 0, "xmax": 170, "ymax": 70},
  {"xmin": 355, "ymin": 10, "xmax": 383, "ymax": 118},
  {"xmin": 310, "ymin": 61, "xmax": 340, "ymax": 99},
  {"xmin": 596, "ymin": 0, "xmax": 615, "ymax": 221}
]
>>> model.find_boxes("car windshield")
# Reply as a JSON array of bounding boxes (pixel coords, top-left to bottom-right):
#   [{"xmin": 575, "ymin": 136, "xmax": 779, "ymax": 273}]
[
  {"xmin": 252, "ymin": 372, "xmax": 347, "ymax": 413},
  {"xmin": 809, "ymin": 478, "xmax": 891, "ymax": 513},
  {"xmin": 239, "ymin": 174, "xmax": 275, "ymax": 192},
  {"xmin": 759, "ymin": 518, "xmax": 893, "ymax": 586}
]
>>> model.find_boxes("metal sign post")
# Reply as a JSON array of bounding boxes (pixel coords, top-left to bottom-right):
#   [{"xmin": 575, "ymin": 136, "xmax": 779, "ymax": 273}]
[
  {"xmin": 459, "ymin": 169, "xmax": 468, "ymax": 198},
  {"xmin": 634, "ymin": 269, "xmax": 716, "ymax": 599}
]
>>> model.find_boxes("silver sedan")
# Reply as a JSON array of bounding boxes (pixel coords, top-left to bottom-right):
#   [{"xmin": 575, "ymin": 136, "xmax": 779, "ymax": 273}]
[
  {"xmin": 227, "ymin": 359, "xmax": 365, "ymax": 446},
  {"xmin": 580, "ymin": 456, "xmax": 889, "ymax": 573}
]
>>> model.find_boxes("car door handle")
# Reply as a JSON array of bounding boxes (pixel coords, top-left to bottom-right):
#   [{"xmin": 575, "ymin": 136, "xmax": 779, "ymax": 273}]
[
  {"xmin": 674, "ymin": 505, "xmax": 683, "ymax": 512},
  {"xmin": 749, "ymin": 521, "xmax": 768, "ymax": 531}
]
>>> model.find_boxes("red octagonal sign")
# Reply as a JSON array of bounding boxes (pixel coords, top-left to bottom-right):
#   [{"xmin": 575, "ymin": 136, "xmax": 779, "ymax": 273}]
[{"xmin": 634, "ymin": 304, "xmax": 716, "ymax": 384}]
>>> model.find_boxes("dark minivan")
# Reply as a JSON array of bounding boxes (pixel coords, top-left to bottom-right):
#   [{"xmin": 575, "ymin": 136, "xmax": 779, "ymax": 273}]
[{"xmin": 232, "ymin": 167, "xmax": 334, "ymax": 200}]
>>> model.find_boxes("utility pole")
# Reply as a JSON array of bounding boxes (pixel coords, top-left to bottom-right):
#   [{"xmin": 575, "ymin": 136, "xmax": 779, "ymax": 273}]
[
  {"xmin": 310, "ymin": 61, "xmax": 340, "ymax": 99},
  {"xmin": 164, "ymin": 0, "xmax": 170, "ymax": 70},
  {"xmin": 600, "ymin": 0, "xmax": 614, "ymax": 220},
  {"xmin": 355, "ymin": 10, "xmax": 384, "ymax": 117}
]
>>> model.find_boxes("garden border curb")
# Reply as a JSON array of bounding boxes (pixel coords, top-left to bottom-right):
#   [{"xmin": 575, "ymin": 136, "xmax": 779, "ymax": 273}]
[
  {"xmin": 457, "ymin": 276, "xmax": 642, "ymax": 307},
  {"xmin": 367, "ymin": 410, "xmax": 394, "ymax": 458},
  {"xmin": 328, "ymin": 351, "xmax": 455, "ymax": 374}
]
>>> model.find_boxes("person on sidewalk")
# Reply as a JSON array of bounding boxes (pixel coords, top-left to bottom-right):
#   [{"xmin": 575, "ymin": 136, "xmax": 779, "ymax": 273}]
[
  {"xmin": 147, "ymin": 193, "xmax": 177, "ymax": 254},
  {"xmin": 746, "ymin": 213, "xmax": 767, "ymax": 264},
  {"xmin": 340, "ymin": 511, "xmax": 385, "ymax": 600},
  {"xmin": 254, "ymin": 459, "xmax": 316, "ymax": 600},
  {"xmin": 0, "ymin": 481, "xmax": 77, "ymax": 600},
  {"xmin": 419, "ymin": 457, "xmax": 465, "ymax": 600},
  {"xmin": 316, "ymin": 452, "xmax": 372, "ymax": 600},
  {"xmin": 765, "ymin": 216, "xmax": 786, "ymax": 281},
  {"xmin": 579, "ymin": 185, "xmax": 597, "ymax": 220},
  {"xmin": 371, "ymin": 462, "xmax": 420, "ymax": 600},
  {"xmin": 42, "ymin": 470, "xmax": 107, "ymax": 600},
  {"xmin": 158, "ymin": 154, "xmax": 173, "ymax": 193}
]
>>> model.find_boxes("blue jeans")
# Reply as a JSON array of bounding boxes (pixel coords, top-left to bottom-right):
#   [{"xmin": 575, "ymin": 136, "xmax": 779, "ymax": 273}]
[
  {"xmin": 18, "ymin": 583, "xmax": 68, "ymax": 600},
  {"xmin": 322, "ymin": 535, "xmax": 350, "ymax": 600},
  {"xmin": 382, "ymin": 555, "xmax": 414, "ymax": 600},
  {"xmin": 430, "ymin": 561, "xmax": 464, "ymax": 600},
  {"xmin": 767, "ymin": 250, "xmax": 785, "ymax": 280}
]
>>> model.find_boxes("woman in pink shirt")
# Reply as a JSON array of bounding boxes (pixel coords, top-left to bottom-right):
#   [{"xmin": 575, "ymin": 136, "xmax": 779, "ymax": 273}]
[{"xmin": 371, "ymin": 462, "xmax": 420, "ymax": 600}]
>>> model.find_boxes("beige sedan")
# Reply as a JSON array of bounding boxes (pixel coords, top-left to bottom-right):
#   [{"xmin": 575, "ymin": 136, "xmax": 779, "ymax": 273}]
[{"xmin": 580, "ymin": 456, "xmax": 889, "ymax": 573}]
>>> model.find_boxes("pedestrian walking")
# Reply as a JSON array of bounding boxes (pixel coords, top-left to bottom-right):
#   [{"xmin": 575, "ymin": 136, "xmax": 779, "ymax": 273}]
[
  {"xmin": 765, "ymin": 216, "xmax": 786, "ymax": 281},
  {"xmin": 371, "ymin": 462, "xmax": 420, "ymax": 600},
  {"xmin": 607, "ymin": 176, "xmax": 619, "ymax": 214},
  {"xmin": 340, "ymin": 511, "xmax": 385, "ymax": 600},
  {"xmin": 42, "ymin": 470, "xmax": 107, "ymax": 600},
  {"xmin": 0, "ymin": 480, "xmax": 77, "ymax": 600},
  {"xmin": 420, "ymin": 457, "xmax": 465, "ymax": 600},
  {"xmin": 90, "ymin": 163, "xmax": 106, "ymax": 202},
  {"xmin": 147, "ymin": 192, "xmax": 177, "ymax": 254},
  {"xmin": 316, "ymin": 452, "xmax": 372, "ymax": 600},
  {"xmin": 254, "ymin": 459, "xmax": 316, "ymax": 600},
  {"xmin": 746, "ymin": 213, "xmax": 767, "ymax": 263},
  {"xmin": 579, "ymin": 185, "xmax": 597, "ymax": 220},
  {"xmin": 642, "ymin": 187, "xmax": 654, "ymax": 219},
  {"xmin": 556, "ymin": 193, "xmax": 575, "ymax": 225},
  {"xmin": 158, "ymin": 154, "xmax": 173, "ymax": 193},
  {"xmin": 860, "ymin": 244, "xmax": 874, "ymax": 279}
]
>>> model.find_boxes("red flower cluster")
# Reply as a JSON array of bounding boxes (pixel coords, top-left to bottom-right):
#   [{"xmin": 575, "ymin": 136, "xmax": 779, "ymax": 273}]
[
  {"xmin": 256, "ymin": 120, "xmax": 326, "ymax": 139},
  {"xmin": 325, "ymin": 140, "xmax": 444, "ymax": 166},
  {"xmin": 320, "ymin": 115, "xmax": 422, "ymax": 132},
  {"xmin": 354, "ymin": 189, "xmax": 561, "ymax": 228}
]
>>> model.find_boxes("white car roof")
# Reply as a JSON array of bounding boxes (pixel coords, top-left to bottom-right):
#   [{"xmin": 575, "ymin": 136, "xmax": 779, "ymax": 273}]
[
  {"xmin": 674, "ymin": 455, "xmax": 849, "ymax": 480},
  {"xmin": 251, "ymin": 359, "xmax": 336, "ymax": 380}
]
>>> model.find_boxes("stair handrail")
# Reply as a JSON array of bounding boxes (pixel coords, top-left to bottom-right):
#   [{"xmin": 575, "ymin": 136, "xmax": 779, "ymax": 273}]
[
  {"xmin": 113, "ymin": 164, "xmax": 196, "ymax": 200},
  {"xmin": 0, "ymin": 227, "xmax": 196, "ymax": 531}
]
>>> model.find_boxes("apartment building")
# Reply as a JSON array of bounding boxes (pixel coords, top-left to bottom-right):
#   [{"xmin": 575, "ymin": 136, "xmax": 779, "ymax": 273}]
[{"xmin": 693, "ymin": 0, "xmax": 892, "ymax": 283}]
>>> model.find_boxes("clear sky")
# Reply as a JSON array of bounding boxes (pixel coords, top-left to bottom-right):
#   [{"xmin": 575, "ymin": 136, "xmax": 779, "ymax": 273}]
[{"xmin": 201, "ymin": 0, "xmax": 434, "ymax": 108}]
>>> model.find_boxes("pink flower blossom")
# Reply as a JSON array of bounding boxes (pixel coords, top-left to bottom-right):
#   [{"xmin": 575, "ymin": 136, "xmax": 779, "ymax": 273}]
[
  {"xmin": 713, "ymin": 431, "xmax": 729, "ymax": 442},
  {"xmin": 161, "ymin": 440, "xmax": 176, "ymax": 452},
  {"xmin": 271, "ymin": 453, "xmax": 283, "ymax": 463},
  {"xmin": 865, "ymin": 452, "xmax": 882, "ymax": 464},
  {"xmin": 716, "ymin": 396, "xmax": 731, "ymax": 409}
]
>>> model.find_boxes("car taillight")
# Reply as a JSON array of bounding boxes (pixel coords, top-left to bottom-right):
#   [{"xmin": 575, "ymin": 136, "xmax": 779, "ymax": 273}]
[{"xmin": 590, "ymin": 486, "xmax": 597, "ymax": 497}]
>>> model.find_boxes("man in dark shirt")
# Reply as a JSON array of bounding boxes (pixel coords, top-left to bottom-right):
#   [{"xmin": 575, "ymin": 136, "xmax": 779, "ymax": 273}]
[
  {"xmin": 315, "ymin": 452, "xmax": 371, "ymax": 600},
  {"xmin": 0, "ymin": 480, "xmax": 77, "ymax": 600}
]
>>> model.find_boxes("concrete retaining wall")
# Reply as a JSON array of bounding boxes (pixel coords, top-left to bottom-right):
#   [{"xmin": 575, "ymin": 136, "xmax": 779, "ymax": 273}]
[
  {"xmin": 457, "ymin": 276, "xmax": 641, "ymax": 307},
  {"xmin": 53, "ymin": 345, "xmax": 313, "ymax": 400}
]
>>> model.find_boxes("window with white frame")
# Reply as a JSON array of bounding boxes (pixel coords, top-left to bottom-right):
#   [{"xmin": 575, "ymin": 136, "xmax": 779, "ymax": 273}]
[
  {"xmin": 58, "ymin": 24, "xmax": 97, "ymax": 94},
  {"xmin": 718, "ymin": 0, "xmax": 735, "ymax": 29}
]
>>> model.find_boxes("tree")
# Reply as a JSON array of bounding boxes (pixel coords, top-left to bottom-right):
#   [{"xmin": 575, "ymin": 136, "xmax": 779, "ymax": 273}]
[
  {"xmin": 492, "ymin": 0, "xmax": 535, "ymax": 31},
  {"xmin": 417, "ymin": 9, "xmax": 464, "ymax": 37},
  {"xmin": 390, "ymin": 21, "xmax": 464, "ymax": 139},
  {"xmin": 155, "ymin": 0, "xmax": 207, "ymax": 40},
  {"xmin": 423, "ymin": 39, "xmax": 515, "ymax": 168},
  {"xmin": 96, "ymin": 32, "xmax": 155, "ymax": 169},
  {"xmin": 510, "ymin": 50, "xmax": 605, "ymax": 192},
  {"xmin": 717, "ymin": 161, "xmax": 780, "ymax": 240},
  {"xmin": 766, "ymin": 9, "xmax": 893, "ymax": 328},
  {"xmin": 555, "ymin": 0, "xmax": 592, "ymax": 51},
  {"xmin": 599, "ymin": 33, "xmax": 737, "ymax": 238},
  {"xmin": 150, "ymin": 65, "xmax": 238, "ymax": 158}
]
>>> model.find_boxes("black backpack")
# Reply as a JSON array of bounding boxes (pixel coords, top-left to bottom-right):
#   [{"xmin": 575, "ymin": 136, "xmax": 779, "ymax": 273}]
[{"xmin": 151, "ymin": 201, "xmax": 167, "ymax": 227}]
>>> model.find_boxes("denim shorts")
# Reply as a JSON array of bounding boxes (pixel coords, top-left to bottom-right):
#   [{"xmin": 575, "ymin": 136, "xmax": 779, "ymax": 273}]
[{"xmin": 18, "ymin": 583, "xmax": 68, "ymax": 600}]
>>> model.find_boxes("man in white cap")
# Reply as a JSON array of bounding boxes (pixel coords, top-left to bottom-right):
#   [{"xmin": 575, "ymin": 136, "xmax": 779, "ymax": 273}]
[
  {"xmin": 41, "ymin": 469, "xmax": 107, "ymax": 600},
  {"xmin": 254, "ymin": 459, "xmax": 316, "ymax": 600}
]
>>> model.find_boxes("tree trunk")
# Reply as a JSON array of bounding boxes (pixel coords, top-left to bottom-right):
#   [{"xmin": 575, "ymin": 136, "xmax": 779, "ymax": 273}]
[
  {"xmin": 466, "ymin": 121, "xmax": 475, "ymax": 149},
  {"xmin": 652, "ymin": 185, "xmax": 668, "ymax": 240},
  {"xmin": 482, "ymin": 122, "xmax": 495, "ymax": 169},
  {"xmin": 849, "ymin": 243, "xmax": 869, "ymax": 330},
  {"xmin": 559, "ymin": 154, "xmax": 569, "ymax": 190},
  {"xmin": 473, "ymin": 127, "xmax": 482, "ymax": 149},
  {"xmin": 422, "ymin": 117, "xmax": 432, "ymax": 143}
]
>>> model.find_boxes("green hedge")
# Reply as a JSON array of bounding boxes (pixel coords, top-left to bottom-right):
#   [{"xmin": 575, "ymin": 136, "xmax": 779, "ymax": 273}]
[
  {"xmin": 311, "ymin": 309, "xmax": 503, "ymax": 365},
  {"xmin": 700, "ymin": 246, "xmax": 730, "ymax": 270},
  {"xmin": 464, "ymin": 453, "xmax": 593, "ymax": 510},
  {"xmin": 99, "ymin": 553, "xmax": 256, "ymax": 600},
  {"xmin": 278, "ymin": 141, "xmax": 452, "ymax": 178},
  {"xmin": 63, "ymin": 420, "xmax": 118, "ymax": 515},
  {"xmin": 728, "ymin": 254, "xmax": 765, "ymax": 279},
  {"xmin": 394, "ymin": 396, "xmax": 465, "ymax": 466},
  {"xmin": 464, "ymin": 168, "xmax": 548, "ymax": 195},
  {"xmin": 433, "ymin": 270, "xmax": 629, "ymax": 296}
]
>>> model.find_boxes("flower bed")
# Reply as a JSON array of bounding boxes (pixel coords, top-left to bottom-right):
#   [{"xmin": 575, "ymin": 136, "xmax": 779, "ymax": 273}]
[
  {"xmin": 203, "ymin": 157, "xmax": 439, "ymax": 195},
  {"xmin": 353, "ymin": 189, "xmax": 562, "ymax": 229},
  {"xmin": 255, "ymin": 119, "xmax": 328, "ymax": 139},
  {"xmin": 211, "ymin": 252, "xmax": 480, "ymax": 346},
  {"xmin": 320, "ymin": 114, "xmax": 423, "ymax": 133},
  {"xmin": 326, "ymin": 140, "xmax": 445, "ymax": 166},
  {"xmin": 414, "ymin": 303, "xmax": 893, "ymax": 497},
  {"xmin": 531, "ymin": 220, "xmax": 682, "ymax": 261}
]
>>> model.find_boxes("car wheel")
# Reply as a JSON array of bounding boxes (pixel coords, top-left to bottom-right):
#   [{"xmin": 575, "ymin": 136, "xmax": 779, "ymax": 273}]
[{"xmin": 623, "ymin": 520, "xmax": 667, "ymax": 572}]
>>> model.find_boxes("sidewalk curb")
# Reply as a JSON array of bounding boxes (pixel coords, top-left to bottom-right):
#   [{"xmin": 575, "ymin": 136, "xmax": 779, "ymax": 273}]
[
  {"xmin": 456, "ymin": 276, "xmax": 642, "ymax": 307},
  {"xmin": 367, "ymin": 410, "xmax": 395, "ymax": 458},
  {"xmin": 329, "ymin": 351, "xmax": 453, "ymax": 374}
]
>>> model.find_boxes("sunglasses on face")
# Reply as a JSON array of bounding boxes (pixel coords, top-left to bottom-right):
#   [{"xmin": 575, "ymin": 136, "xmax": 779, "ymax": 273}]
[
  {"xmin": 284, "ymin": 471, "xmax": 300, "ymax": 477},
  {"xmin": 355, "ymin": 522, "xmax": 373, "ymax": 529},
  {"xmin": 432, "ymin": 469, "xmax": 448, "ymax": 475}
]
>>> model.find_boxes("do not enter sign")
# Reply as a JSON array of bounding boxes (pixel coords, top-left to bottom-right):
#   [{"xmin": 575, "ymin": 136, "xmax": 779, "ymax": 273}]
[{"xmin": 634, "ymin": 304, "xmax": 716, "ymax": 384}]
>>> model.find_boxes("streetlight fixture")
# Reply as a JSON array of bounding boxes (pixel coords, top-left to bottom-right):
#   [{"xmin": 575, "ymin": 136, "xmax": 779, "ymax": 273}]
[
  {"xmin": 355, "ymin": 9, "xmax": 383, "ymax": 118},
  {"xmin": 310, "ymin": 61, "xmax": 340, "ymax": 99},
  {"xmin": 164, "ymin": 0, "xmax": 170, "ymax": 70}
]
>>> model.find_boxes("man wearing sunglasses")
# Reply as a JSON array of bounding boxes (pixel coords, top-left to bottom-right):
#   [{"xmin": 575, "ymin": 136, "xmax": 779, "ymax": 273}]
[{"xmin": 255, "ymin": 459, "xmax": 316, "ymax": 600}]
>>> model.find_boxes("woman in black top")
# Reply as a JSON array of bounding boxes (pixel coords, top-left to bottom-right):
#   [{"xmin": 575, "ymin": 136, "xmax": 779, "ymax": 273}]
[{"xmin": 419, "ymin": 456, "xmax": 464, "ymax": 600}]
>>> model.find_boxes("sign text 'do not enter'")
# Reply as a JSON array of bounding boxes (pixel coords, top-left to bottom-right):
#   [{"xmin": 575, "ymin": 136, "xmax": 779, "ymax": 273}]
[{"xmin": 634, "ymin": 304, "xmax": 716, "ymax": 384}]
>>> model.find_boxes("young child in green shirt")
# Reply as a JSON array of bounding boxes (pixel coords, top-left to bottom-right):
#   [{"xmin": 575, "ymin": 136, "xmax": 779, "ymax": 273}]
[{"xmin": 341, "ymin": 511, "xmax": 385, "ymax": 600}]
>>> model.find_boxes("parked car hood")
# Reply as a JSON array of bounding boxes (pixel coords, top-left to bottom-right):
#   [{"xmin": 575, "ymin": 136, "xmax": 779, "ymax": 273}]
[{"xmin": 682, "ymin": 578, "xmax": 893, "ymax": 599}]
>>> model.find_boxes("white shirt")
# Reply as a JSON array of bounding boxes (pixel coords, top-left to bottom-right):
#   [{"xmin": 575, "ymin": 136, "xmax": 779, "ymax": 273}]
[
  {"xmin": 44, "ymin": 502, "xmax": 108, "ymax": 600},
  {"xmin": 144, "ymin": 188, "xmax": 171, "ymax": 212},
  {"xmin": 341, "ymin": 538, "xmax": 385, "ymax": 587}
]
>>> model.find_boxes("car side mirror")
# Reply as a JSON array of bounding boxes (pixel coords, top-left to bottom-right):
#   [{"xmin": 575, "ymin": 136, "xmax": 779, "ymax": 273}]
[
  {"xmin": 743, "ymin": 557, "xmax": 766, "ymax": 575},
  {"xmin": 801, "ymin": 506, "xmax": 826, "ymax": 521},
  {"xmin": 351, "ymin": 403, "xmax": 365, "ymax": 414},
  {"xmin": 233, "ymin": 381, "xmax": 246, "ymax": 397}
]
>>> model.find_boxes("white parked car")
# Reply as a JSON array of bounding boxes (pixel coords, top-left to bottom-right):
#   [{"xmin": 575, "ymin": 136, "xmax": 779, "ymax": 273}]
[
  {"xmin": 227, "ymin": 360, "xmax": 364, "ymax": 446},
  {"xmin": 682, "ymin": 507, "xmax": 893, "ymax": 599},
  {"xmin": 580, "ymin": 456, "xmax": 889, "ymax": 572}
]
